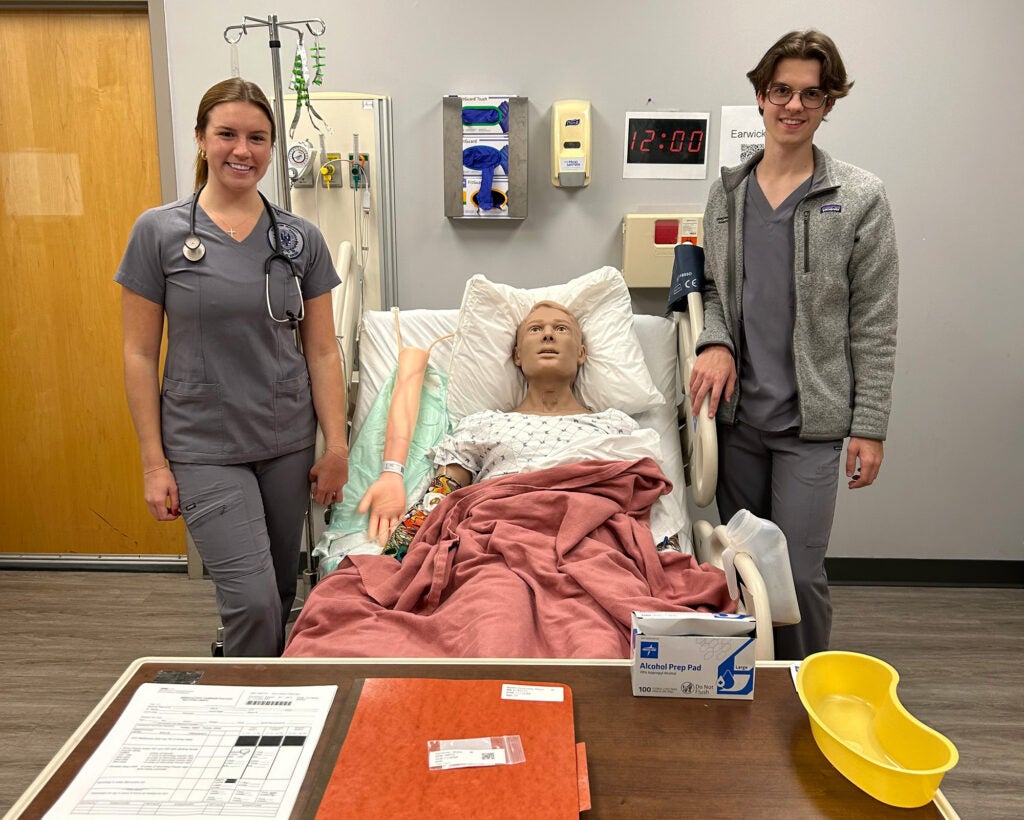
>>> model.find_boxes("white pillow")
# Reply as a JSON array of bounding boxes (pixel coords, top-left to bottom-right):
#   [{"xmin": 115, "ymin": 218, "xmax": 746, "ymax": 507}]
[{"xmin": 446, "ymin": 267, "xmax": 665, "ymax": 423}]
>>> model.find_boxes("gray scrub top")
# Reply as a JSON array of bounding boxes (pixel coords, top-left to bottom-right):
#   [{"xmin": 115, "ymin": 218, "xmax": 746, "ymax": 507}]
[
  {"xmin": 115, "ymin": 195, "xmax": 340, "ymax": 464},
  {"xmin": 737, "ymin": 172, "xmax": 812, "ymax": 432}
]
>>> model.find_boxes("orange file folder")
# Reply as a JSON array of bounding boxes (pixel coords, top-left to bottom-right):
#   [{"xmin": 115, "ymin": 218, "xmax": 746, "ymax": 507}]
[{"xmin": 316, "ymin": 678, "xmax": 589, "ymax": 818}]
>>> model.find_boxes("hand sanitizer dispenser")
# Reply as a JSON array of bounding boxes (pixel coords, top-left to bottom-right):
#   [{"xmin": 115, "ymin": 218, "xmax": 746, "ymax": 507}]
[{"xmin": 551, "ymin": 100, "xmax": 591, "ymax": 187}]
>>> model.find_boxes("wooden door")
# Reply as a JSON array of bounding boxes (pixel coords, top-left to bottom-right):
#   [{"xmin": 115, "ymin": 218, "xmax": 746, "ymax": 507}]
[{"xmin": 0, "ymin": 10, "xmax": 184, "ymax": 555}]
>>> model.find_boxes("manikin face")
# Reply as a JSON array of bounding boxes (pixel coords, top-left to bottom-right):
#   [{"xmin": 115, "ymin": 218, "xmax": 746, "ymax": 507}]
[
  {"xmin": 513, "ymin": 305, "xmax": 587, "ymax": 383},
  {"xmin": 195, "ymin": 101, "xmax": 273, "ymax": 194},
  {"xmin": 756, "ymin": 57, "xmax": 835, "ymax": 153}
]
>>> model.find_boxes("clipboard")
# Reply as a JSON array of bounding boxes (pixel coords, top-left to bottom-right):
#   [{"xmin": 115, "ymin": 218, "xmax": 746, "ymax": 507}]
[{"xmin": 315, "ymin": 678, "xmax": 589, "ymax": 818}]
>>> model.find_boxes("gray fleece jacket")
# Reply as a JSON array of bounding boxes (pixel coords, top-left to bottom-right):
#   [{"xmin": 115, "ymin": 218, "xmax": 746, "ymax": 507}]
[{"xmin": 697, "ymin": 146, "xmax": 898, "ymax": 441}]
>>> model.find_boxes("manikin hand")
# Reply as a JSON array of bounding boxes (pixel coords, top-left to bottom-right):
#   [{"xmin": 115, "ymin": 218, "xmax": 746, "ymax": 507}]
[{"xmin": 358, "ymin": 471, "xmax": 407, "ymax": 546}]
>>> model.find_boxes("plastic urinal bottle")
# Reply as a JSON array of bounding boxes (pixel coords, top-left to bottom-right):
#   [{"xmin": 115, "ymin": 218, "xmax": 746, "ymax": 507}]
[{"xmin": 724, "ymin": 510, "xmax": 801, "ymax": 625}]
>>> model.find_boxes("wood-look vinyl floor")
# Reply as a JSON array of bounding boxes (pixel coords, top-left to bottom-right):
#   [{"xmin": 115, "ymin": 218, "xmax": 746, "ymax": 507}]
[{"xmin": 0, "ymin": 571, "xmax": 1021, "ymax": 818}]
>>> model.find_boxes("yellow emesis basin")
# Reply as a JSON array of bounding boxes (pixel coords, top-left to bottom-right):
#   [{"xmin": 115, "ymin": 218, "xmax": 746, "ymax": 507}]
[{"xmin": 796, "ymin": 651, "xmax": 959, "ymax": 808}]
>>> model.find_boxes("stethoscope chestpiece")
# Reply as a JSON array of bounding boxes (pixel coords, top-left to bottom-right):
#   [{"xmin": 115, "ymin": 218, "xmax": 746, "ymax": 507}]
[{"xmin": 183, "ymin": 234, "xmax": 206, "ymax": 262}]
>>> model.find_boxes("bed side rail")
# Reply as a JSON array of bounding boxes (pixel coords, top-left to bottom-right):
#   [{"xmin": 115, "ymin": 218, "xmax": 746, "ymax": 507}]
[{"xmin": 675, "ymin": 293, "xmax": 717, "ymax": 506}]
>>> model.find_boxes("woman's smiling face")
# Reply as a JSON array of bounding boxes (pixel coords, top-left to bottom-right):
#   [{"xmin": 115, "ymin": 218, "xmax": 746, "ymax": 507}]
[{"xmin": 196, "ymin": 101, "xmax": 274, "ymax": 194}]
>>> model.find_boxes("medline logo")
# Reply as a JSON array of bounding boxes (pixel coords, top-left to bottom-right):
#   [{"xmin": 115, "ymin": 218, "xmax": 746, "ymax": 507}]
[
  {"xmin": 565, "ymin": 118, "xmax": 580, "ymax": 126},
  {"xmin": 640, "ymin": 641, "xmax": 659, "ymax": 658},
  {"xmin": 820, "ymin": 204, "xmax": 842, "ymax": 213}
]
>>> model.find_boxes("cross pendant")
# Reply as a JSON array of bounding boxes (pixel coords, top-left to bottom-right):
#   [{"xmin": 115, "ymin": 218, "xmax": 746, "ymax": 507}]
[{"xmin": 226, "ymin": 227, "xmax": 236, "ymax": 238}]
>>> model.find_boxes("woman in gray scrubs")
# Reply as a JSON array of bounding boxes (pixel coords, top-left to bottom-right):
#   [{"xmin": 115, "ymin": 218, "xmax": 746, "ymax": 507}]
[{"xmin": 116, "ymin": 79, "xmax": 349, "ymax": 656}]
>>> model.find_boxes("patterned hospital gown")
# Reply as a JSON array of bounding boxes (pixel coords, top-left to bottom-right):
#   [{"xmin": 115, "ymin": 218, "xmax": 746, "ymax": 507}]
[{"xmin": 431, "ymin": 408, "xmax": 647, "ymax": 482}]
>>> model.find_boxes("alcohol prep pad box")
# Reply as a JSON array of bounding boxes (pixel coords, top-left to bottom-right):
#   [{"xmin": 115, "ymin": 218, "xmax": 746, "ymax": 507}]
[{"xmin": 630, "ymin": 612, "xmax": 756, "ymax": 699}]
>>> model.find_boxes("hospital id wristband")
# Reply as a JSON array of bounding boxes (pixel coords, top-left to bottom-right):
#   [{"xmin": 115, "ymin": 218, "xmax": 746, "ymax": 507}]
[{"xmin": 381, "ymin": 460, "xmax": 405, "ymax": 476}]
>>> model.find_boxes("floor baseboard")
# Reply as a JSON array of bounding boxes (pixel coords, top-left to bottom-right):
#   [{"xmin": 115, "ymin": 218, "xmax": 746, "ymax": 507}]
[{"xmin": 827, "ymin": 558, "xmax": 1023, "ymax": 587}]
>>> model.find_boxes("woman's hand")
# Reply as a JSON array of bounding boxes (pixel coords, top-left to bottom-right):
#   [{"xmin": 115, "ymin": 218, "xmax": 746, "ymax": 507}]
[
  {"xmin": 358, "ymin": 472, "xmax": 407, "ymax": 546},
  {"xmin": 309, "ymin": 446, "xmax": 349, "ymax": 506},
  {"xmin": 143, "ymin": 466, "xmax": 180, "ymax": 521}
]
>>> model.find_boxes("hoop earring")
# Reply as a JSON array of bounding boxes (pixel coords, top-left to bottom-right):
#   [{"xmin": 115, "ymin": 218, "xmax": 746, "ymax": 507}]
[{"xmin": 198, "ymin": 148, "xmax": 207, "ymax": 161}]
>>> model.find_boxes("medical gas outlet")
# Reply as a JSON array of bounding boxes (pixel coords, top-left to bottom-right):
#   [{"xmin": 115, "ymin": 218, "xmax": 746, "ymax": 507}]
[
  {"xmin": 551, "ymin": 100, "xmax": 591, "ymax": 187},
  {"xmin": 319, "ymin": 152, "xmax": 343, "ymax": 188},
  {"xmin": 349, "ymin": 153, "xmax": 370, "ymax": 189}
]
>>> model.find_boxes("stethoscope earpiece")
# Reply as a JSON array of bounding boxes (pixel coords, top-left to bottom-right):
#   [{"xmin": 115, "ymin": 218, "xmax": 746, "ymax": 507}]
[{"xmin": 183, "ymin": 234, "xmax": 206, "ymax": 262}]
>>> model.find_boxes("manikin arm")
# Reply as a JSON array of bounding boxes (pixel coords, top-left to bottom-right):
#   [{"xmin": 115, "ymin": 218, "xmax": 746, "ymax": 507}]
[{"xmin": 358, "ymin": 346, "xmax": 429, "ymax": 545}]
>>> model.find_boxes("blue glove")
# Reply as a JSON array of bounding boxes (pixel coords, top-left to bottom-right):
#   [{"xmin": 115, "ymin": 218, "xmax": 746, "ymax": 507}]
[
  {"xmin": 462, "ymin": 106, "xmax": 501, "ymax": 126},
  {"xmin": 462, "ymin": 145, "xmax": 504, "ymax": 211},
  {"xmin": 461, "ymin": 101, "xmax": 509, "ymax": 133}
]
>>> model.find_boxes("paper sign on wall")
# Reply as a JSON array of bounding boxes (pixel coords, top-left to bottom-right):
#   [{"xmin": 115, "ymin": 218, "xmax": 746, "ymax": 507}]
[{"xmin": 718, "ymin": 106, "xmax": 764, "ymax": 170}]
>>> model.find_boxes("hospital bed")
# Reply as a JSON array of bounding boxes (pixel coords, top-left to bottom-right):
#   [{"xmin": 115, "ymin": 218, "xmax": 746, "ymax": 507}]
[{"xmin": 290, "ymin": 259, "xmax": 797, "ymax": 660}]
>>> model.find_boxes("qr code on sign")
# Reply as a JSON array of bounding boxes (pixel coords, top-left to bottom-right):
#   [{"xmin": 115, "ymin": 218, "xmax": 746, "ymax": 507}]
[{"xmin": 740, "ymin": 143, "xmax": 763, "ymax": 162}]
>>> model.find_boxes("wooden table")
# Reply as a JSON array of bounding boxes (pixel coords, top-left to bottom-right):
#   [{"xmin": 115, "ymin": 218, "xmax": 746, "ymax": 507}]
[{"xmin": 11, "ymin": 658, "xmax": 949, "ymax": 819}]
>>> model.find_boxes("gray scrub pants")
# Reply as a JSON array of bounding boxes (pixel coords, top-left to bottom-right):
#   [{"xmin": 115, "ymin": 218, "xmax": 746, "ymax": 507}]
[
  {"xmin": 716, "ymin": 422, "xmax": 843, "ymax": 661},
  {"xmin": 171, "ymin": 446, "xmax": 314, "ymax": 657}
]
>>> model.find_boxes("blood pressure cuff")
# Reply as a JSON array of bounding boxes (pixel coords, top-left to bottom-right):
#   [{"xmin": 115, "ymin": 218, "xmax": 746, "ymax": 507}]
[{"xmin": 667, "ymin": 243, "xmax": 705, "ymax": 313}]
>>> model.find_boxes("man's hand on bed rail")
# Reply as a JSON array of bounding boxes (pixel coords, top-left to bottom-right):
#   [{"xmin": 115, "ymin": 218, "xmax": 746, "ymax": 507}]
[
  {"xmin": 689, "ymin": 344, "xmax": 737, "ymax": 418},
  {"xmin": 310, "ymin": 445, "xmax": 350, "ymax": 507},
  {"xmin": 358, "ymin": 472, "xmax": 406, "ymax": 546}
]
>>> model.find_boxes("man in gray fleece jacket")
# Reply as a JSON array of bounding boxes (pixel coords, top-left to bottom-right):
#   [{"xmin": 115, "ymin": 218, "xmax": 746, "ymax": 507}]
[{"xmin": 690, "ymin": 30, "xmax": 899, "ymax": 660}]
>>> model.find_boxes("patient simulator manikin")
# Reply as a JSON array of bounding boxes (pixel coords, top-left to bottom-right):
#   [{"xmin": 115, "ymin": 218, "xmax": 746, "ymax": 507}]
[{"xmin": 359, "ymin": 301, "xmax": 592, "ymax": 552}]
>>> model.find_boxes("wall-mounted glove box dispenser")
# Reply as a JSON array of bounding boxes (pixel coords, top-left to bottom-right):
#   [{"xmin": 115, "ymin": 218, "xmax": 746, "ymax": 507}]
[{"xmin": 443, "ymin": 94, "xmax": 528, "ymax": 220}]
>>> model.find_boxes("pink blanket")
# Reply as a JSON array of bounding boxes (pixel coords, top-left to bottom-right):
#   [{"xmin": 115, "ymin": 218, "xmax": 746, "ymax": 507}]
[{"xmin": 285, "ymin": 459, "xmax": 735, "ymax": 659}]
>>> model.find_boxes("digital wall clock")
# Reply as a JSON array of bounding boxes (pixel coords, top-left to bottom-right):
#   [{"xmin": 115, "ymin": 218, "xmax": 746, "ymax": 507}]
[{"xmin": 622, "ymin": 111, "xmax": 710, "ymax": 180}]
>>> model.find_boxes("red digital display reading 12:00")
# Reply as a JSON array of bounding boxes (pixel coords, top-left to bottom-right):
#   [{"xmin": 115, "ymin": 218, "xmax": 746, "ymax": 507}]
[{"xmin": 626, "ymin": 117, "xmax": 706, "ymax": 165}]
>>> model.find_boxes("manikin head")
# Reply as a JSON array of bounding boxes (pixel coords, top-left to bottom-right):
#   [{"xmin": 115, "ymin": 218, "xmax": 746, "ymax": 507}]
[{"xmin": 512, "ymin": 301, "xmax": 587, "ymax": 385}]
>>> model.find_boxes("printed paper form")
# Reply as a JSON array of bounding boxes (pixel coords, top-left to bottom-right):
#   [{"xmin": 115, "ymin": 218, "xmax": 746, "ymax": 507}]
[{"xmin": 44, "ymin": 682, "xmax": 336, "ymax": 819}]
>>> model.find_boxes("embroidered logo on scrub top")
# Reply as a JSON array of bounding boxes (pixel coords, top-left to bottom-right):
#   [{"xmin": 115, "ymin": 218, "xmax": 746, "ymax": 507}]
[
  {"xmin": 267, "ymin": 222, "xmax": 305, "ymax": 259},
  {"xmin": 820, "ymin": 204, "xmax": 842, "ymax": 214}
]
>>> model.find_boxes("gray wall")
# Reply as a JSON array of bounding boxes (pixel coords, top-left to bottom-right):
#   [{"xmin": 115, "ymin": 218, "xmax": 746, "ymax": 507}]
[{"xmin": 158, "ymin": 0, "xmax": 1023, "ymax": 563}]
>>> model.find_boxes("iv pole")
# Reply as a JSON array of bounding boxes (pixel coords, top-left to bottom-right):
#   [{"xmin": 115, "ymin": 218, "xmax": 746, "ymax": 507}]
[
  {"xmin": 223, "ymin": 15, "xmax": 329, "ymax": 601},
  {"xmin": 224, "ymin": 15, "xmax": 327, "ymax": 211}
]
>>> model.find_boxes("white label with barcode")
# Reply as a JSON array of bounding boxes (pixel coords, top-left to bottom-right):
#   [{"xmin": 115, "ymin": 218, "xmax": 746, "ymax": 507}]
[
  {"xmin": 501, "ymin": 684, "xmax": 564, "ymax": 702},
  {"xmin": 429, "ymin": 748, "xmax": 508, "ymax": 770}
]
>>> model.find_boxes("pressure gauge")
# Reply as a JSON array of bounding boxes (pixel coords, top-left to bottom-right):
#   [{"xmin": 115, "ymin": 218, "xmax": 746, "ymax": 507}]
[
  {"xmin": 287, "ymin": 140, "xmax": 317, "ymax": 186},
  {"xmin": 289, "ymin": 142, "xmax": 311, "ymax": 166}
]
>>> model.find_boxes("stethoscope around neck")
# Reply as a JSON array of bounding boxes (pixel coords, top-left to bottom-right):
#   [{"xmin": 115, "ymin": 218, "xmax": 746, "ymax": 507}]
[{"xmin": 183, "ymin": 185, "xmax": 305, "ymax": 325}]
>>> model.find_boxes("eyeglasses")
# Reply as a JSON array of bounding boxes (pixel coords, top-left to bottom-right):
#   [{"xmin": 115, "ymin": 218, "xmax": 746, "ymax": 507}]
[{"xmin": 766, "ymin": 84, "xmax": 829, "ymax": 109}]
